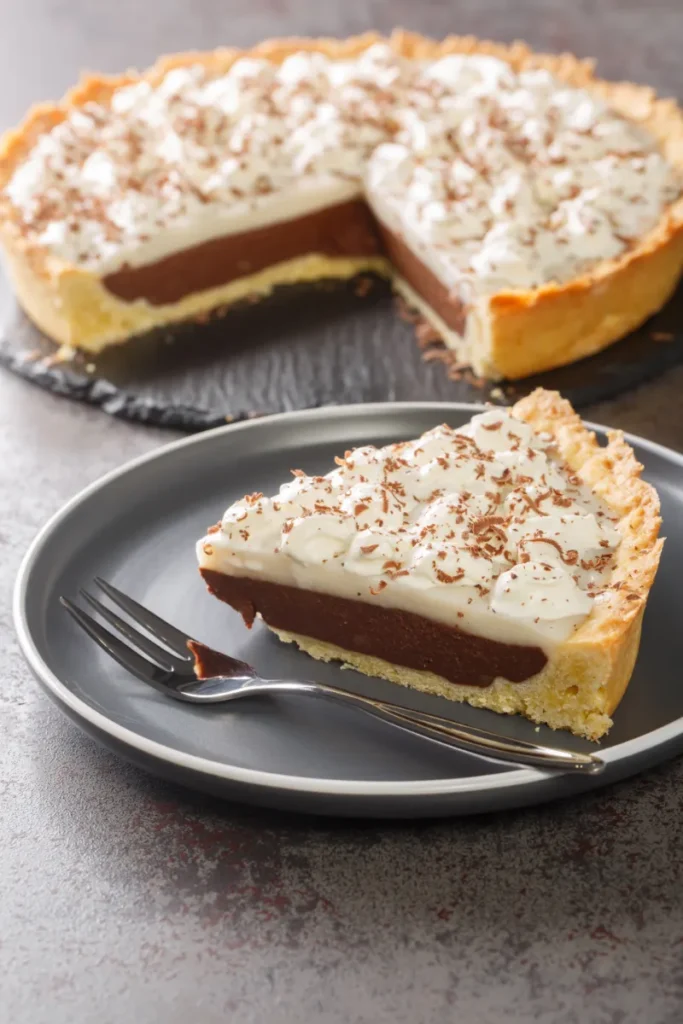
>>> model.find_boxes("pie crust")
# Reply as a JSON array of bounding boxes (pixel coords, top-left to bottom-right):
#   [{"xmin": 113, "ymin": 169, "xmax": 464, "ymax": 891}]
[{"xmin": 2, "ymin": 30, "xmax": 683, "ymax": 379}]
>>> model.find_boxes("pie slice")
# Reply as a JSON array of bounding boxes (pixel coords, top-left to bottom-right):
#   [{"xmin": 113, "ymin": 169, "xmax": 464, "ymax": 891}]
[
  {"xmin": 1, "ymin": 31, "xmax": 683, "ymax": 379},
  {"xmin": 197, "ymin": 388, "xmax": 662, "ymax": 740}
]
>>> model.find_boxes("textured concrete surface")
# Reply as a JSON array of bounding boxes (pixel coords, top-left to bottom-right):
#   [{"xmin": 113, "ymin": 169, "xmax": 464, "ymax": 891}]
[{"xmin": 3, "ymin": 3, "xmax": 683, "ymax": 1022}]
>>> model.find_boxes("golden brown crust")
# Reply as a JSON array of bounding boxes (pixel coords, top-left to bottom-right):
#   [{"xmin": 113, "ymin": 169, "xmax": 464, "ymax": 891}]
[
  {"xmin": 2, "ymin": 31, "xmax": 683, "ymax": 373},
  {"xmin": 487, "ymin": 220, "xmax": 683, "ymax": 378},
  {"xmin": 513, "ymin": 388, "xmax": 663, "ymax": 721}
]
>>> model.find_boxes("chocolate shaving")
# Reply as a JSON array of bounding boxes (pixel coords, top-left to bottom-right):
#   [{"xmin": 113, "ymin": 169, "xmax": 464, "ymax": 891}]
[
  {"xmin": 354, "ymin": 275, "xmax": 374, "ymax": 298},
  {"xmin": 416, "ymin": 322, "xmax": 442, "ymax": 348},
  {"xmin": 470, "ymin": 514, "xmax": 507, "ymax": 534},
  {"xmin": 580, "ymin": 554, "xmax": 613, "ymax": 572},
  {"xmin": 523, "ymin": 537, "xmax": 579, "ymax": 565},
  {"xmin": 434, "ymin": 566, "xmax": 466, "ymax": 584},
  {"xmin": 395, "ymin": 294, "xmax": 421, "ymax": 325}
]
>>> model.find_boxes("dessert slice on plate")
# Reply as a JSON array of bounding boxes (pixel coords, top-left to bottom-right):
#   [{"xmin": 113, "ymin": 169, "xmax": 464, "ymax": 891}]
[{"xmin": 198, "ymin": 389, "xmax": 662, "ymax": 740}]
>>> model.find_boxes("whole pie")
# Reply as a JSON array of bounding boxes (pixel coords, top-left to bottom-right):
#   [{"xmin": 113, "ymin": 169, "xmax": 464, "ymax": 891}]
[
  {"xmin": 1, "ymin": 31, "xmax": 683, "ymax": 379},
  {"xmin": 197, "ymin": 388, "xmax": 662, "ymax": 740}
]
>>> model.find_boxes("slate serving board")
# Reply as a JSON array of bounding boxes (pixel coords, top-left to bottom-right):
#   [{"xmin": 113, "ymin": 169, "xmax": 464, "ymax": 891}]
[{"xmin": 1, "ymin": 271, "xmax": 682, "ymax": 431}]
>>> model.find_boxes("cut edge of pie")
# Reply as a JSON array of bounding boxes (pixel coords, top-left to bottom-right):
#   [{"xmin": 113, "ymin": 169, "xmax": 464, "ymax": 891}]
[
  {"xmin": 198, "ymin": 388, "xmax": 663, "ymax": 741},
  {"xmin": 2, "ymin": 30, "xmax": 683, "ymax": 379}
]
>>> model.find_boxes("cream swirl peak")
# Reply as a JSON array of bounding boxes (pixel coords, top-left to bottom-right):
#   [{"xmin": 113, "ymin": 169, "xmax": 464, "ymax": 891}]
[
  {"xmin": 4, "ymin": 43, "xmax": 680, "ymax": 287},
  {"xmin": 197, "ymin": 407, "xmax": 622, "ymax": 650}
]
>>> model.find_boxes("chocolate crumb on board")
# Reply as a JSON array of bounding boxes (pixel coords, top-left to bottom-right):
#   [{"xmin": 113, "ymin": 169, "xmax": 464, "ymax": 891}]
[
  {"xmin": 415, "ymin": 321, "xmax": 442, "ymax": 348},
  {"xmin": 651, "ymin": 331, "xmax": 674, "ymax": 342},
  {"xmin": 394, "ymin": 294, "xmax": 495, "ymax": 391},
  {"xmin": 354, "ymin": 275, "xmax": 375, "ymax": 298},
  {"xmin": 395, "ymin": 294, "xmax": 422, "ymax": 325},
  {"xmin": 418, "ymin": 333, "xmax": 487, "ymax": 387}
]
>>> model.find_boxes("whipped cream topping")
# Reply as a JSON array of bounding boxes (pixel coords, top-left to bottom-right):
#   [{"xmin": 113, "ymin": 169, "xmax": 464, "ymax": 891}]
[
  {"xmin": 5, "ymin": 44, "xmax": 680, "ymax": 289},
  {"xmin": 198, "ymin": 408, "xmax": 621, "ymax": 651},
  {"xmin": 366, "ymin": 59, "xmax": 681, "ymax": 298},
  {"xmin": 5, "ymin": 45, "xmax": 406, "ymax": 274}
]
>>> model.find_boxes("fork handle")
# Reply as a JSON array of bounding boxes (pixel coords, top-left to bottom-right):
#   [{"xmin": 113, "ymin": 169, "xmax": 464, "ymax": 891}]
[{"xmin": 234, "ymin": 679, "xmax": 605, "ymax": 775}]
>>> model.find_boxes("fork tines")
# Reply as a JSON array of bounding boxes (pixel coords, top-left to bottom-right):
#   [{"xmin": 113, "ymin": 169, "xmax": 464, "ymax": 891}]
[{"xmin": 60, "ymin": 578, "xmax": 196, "ymax": 693}]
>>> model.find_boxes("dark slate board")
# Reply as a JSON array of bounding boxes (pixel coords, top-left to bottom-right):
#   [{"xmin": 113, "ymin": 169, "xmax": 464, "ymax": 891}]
[{"xmin": 2, "ymin": 271, "xmax": 682, "ymax": 431}]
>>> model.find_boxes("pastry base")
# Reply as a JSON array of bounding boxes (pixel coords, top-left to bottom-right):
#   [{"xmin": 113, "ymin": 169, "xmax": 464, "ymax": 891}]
[
  {"xmin": 270, "ymin": 616, "xmax": 642, "ymax": 742},
  {"xmin": 1, "ymin": 248, "xmax": 390, "ymax": 354}
]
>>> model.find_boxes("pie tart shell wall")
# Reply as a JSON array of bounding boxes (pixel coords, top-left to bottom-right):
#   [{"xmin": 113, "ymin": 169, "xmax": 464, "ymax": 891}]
[
  {"xmin": 508, "ymin": 389, "xmax": 660, "ymax": 737},
  {"xmin": 2, "ymin": 30, "xmax": 683, "ymax": 378}
]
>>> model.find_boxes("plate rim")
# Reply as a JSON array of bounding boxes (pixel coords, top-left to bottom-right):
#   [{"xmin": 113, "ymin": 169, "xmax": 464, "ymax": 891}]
[{"xmin": 14, "ymin": 399, "xmax": 683, "ymax": 798}]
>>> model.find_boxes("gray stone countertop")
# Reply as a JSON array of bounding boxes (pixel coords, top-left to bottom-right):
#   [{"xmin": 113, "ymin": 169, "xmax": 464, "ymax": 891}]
[{"xmin": 3, "ymin": 2, "xmax": 683, "ymax": 1022}]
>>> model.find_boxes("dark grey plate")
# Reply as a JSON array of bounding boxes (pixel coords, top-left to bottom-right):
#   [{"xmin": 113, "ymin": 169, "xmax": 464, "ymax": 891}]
[{"xmin": 13, "ymin": 402, "xmax": 683, "ymax": 817}]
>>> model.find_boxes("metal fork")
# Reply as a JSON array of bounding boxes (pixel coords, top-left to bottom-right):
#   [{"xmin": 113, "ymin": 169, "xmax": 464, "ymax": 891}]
[{"xmin": 60, "ymin": 578, "xmax": 605, "ymax": 775}]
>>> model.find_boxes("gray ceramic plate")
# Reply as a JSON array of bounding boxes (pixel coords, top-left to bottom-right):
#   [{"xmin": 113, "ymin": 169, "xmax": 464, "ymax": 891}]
[{"xmin": 13, "ymin": 403, "xmax": 683, "ymax": 818}]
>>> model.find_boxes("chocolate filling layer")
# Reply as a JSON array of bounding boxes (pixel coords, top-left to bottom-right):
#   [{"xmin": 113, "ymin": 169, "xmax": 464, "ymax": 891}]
[
  {"xmin": 103, "ymin": 198, "xmax": 468, "ymax": 337},
  {"xmin": 375, "ymin": 223, "xmax": 468, "ymax": 335},
  {"xmin": 104, "ymin": 199, "xmax": 383, "ymax": 305},
  {"xmin": 200, "ymin": 569, "xmax": 547, "ymax": 687}
]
